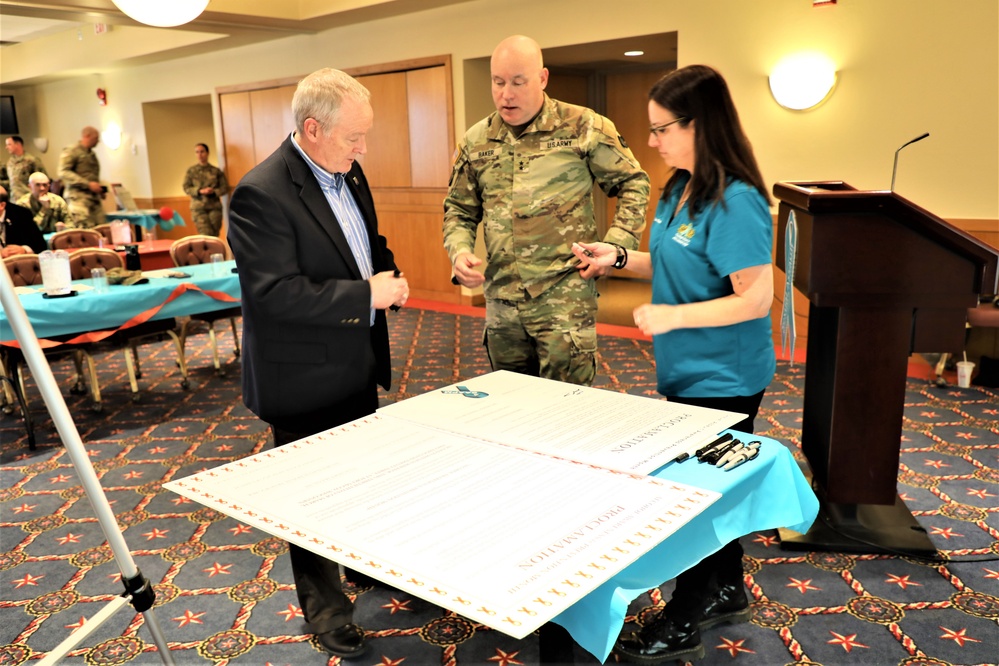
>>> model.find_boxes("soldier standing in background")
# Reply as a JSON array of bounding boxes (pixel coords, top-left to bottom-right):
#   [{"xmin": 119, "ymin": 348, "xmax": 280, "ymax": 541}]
[
  {"xmin": 58, "ymin": 126, "xmax": 105, "ymax": 228},
  {"xmin": 443, "ymin": 34, "xmax": 650, "ymax": 388},
  {"xmin": 17, "ymin": 172, "xmax": 70, "ymax": 233},
  {"xmin": 183, "ymin": 143, "xmax": 229, "ymax": 236},
  {"xmin": 5, "ymin": 136, "xmax": 47, "ymax": 201}
]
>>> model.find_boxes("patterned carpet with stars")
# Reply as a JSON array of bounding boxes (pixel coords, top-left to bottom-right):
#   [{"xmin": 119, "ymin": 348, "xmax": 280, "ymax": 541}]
[{"xmin": 1, "ymin": 302, "xmax": 997, "ymax": 666}]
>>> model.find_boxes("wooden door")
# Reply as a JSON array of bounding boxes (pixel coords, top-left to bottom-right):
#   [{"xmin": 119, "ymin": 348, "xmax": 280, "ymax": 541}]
[{"xmin": 250, "ymin": 86, "xmax": 295, "ymax": 164}]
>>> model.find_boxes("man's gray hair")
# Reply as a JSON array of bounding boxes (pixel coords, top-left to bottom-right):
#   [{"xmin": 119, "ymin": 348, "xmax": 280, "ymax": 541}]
[
  {"xmin": 28, "ymin": 171, "xmax": 50, "ymax": 185},
  {"xmin": 292, "ymin": 68, "xmax": 370, "ymax": 134}
]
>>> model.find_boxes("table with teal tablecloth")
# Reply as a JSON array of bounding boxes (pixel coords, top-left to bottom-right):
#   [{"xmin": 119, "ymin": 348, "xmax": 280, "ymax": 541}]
[
  {"xmin": 555, "ymin": 435, "xmax": 818, "ymax": 662},
  {"xmin": 0, "ymin": 260, "xmax": 240, "ymax": 343},
  {"xmin": 106, "ymin": 209, "xmax": 186, "ymax": 233}
]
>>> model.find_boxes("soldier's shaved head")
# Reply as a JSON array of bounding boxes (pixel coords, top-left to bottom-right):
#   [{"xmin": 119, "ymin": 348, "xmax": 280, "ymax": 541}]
[
  {"xmin": 490, "ymin": 35, "xmax": 549, "ymax": 128},
  {"xmin": 492, "ymin": 35, "xmax": 544, "ymax": 70}
]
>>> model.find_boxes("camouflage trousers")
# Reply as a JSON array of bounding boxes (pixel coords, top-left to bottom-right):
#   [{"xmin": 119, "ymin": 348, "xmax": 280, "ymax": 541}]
[
  {"xmin": 65, "ymin": 192, "xmax": 106, "ymax": 229},
  {"xmin": 191, "ymin": 203, "xmax": 223, "ymax": 237},
  {"xmin": 483, "ymin": 273, "xmax": 597, "ymax": 386}
]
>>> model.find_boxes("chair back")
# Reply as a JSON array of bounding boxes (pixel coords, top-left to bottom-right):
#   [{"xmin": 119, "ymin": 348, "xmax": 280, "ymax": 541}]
[
  {"xmin": 50, "ymin": 228, "xmax": 103, "ymax": 251},
  {"xmin": 93, "ymin": 224, "xmax": 114, "ymax": 245},
  {"xmin": 3, "ymin": 254, "xmax": 43, "ymax": 287},
  {"xmin": 68, "ymin": 248, "xmax": 124, "ymax": 281},
  {"xmin": 170, "ymin": 235, "xmax": 227, "ymax": 266}
]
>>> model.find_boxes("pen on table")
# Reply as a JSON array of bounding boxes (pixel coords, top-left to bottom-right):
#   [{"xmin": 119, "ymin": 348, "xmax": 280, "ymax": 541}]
[
  {"xmin": 672, "ymin": 432, "xmax": 732, "ymax": 464},
  {"xmin": 701, "ymin": 437, "xmax": 742, "ymax": 465},
  {"xmin": 718, "ymin": 440, "xmax": 760, "ymax": 468},
  {"xmin": 722, "ymin": 442, "xmax": 761, "ymax": 471},
  {"xmin": 716, "ymin": 440, "xmax": 749, "ymax": 467}
]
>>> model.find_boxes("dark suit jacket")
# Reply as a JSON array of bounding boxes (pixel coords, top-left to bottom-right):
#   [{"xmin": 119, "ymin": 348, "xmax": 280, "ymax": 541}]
[
  {"xmin": 227, "ymin": 136, "xmax": 396, "ymax": 426},
  {"xmin": 3, "ymin": 201, "xmax": 47, "ymax": 254}
]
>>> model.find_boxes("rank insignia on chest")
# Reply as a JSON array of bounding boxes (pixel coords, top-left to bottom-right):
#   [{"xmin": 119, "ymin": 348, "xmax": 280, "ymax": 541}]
[{"xmin": 517, "ymin": 159, "xmax": 529, "ymax": 173}]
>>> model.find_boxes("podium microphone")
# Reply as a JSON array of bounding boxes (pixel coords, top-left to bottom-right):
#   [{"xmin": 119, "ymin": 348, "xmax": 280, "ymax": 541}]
[{"xmin": 890, "ymin": 132, "xmax": 929, "ymax": 191}]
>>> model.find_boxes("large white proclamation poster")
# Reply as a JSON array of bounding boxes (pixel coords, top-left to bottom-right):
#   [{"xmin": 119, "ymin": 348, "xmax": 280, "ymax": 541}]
[
  {"xmin": 165, "ymin": 372, "xmax": 736, "ymax": 638},
  {"xmin": 379, "ymin": 370, "xmax": 745, "ymax": 474}
]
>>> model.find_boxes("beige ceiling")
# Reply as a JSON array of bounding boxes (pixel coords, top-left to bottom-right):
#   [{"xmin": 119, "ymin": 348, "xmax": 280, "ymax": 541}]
[{"xmin": 0, "ymin": 0, "xmax": 478, "ymax": 85}]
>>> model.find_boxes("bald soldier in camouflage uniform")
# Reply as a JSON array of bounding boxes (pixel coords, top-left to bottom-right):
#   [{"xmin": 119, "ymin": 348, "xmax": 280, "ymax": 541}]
[
  {"xmin": 444, "ymin": 35, "xmax": 650, "ymax": 387},
  {"xmin": 58, "ymin": 126, "xmax": 105, "ymax": 229},
  {"xmin": 5, "ymin": 136, "xmax": 47, "ymax": 201},
  {"xmin": 183, "ymin": 143, "xmax": 229, "ymax": 236},
  {"xmin": 17, "ymin": 172, "xmax": 71, "ymax": 233}
]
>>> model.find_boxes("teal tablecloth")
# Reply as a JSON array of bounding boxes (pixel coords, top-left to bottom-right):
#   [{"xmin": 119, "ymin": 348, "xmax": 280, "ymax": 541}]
[
  {"xmin": 556, "ymin": 434, "xmax": 818, "ymax": 661},
  {"xmin": 1, "ymin": 261, "xmax": 239, "ymax": 343},
  {"xmin": 107, "ymin": 209, "xmax": 186, "ymax": 232}
]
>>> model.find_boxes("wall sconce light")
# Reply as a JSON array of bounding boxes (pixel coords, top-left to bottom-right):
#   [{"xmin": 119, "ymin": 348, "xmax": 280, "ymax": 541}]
[
  {"xmin": 111, "ymin": 0, "xmax": 209, "ymax": 27},
  {"xmin": 33, "ymin": 138, "xmax": 48, "ymax": 153},
  {"xmin": 768, "ymin": 53, "xmax": 838, "ymax": 110},
  {"xmin": 103, "ymin": 122, "xmax": 122, "ymax": 151}
]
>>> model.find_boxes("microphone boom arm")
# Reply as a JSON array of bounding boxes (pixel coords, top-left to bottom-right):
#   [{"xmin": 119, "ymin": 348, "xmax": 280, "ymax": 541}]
[{"xmin": 891, "ymin": 132, "xmax": 930, "ymax": 191}]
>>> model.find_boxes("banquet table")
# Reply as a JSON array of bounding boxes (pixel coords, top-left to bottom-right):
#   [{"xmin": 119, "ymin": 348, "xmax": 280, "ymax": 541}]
[
  {"xmin": 0, "ymin": 260, "xmax": 240, "ymax": 344},
  {"xmin": 554, "ymin": 435, "xmax": 817, "ymax": 661},
  {"xmin": 1, "ymin": 260, "xmax": 241, "ymax": 448},
  {"xmin": 106, "ymin": 209, "xmax": 186, "ymax": 233}
]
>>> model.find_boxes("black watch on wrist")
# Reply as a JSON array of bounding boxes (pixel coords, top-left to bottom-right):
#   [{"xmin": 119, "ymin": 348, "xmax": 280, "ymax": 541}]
[{"xmin": 608, "ymin": 243, "xmax": 628, "ymax": 269}]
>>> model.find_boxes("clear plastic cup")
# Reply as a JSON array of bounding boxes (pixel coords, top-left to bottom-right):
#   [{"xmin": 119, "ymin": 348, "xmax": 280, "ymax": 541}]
[
  {"xmin": 91, "ymin": 266, "xmax": 109, "ymax": 294},
  {"xmin": 210, "ymin": 252, "xmax": 225, "ymax": 276},
  {"xmin": 39, "ymin": 249, "xmax": 72, "ymax": 296}
]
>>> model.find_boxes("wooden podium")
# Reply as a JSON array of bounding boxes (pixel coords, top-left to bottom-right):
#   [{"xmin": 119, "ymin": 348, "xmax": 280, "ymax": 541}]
[{"xmin": 773, "ymin": 181, "xmax": 998, "ymax": 555}]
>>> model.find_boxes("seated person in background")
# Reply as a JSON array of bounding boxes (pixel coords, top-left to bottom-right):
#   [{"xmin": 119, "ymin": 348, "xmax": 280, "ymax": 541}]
[
  {"xmin": 0, "ymin": 186, "xmax": 47, "ymax": 257},
  {"xmin": 17, "ymin": 172, "xmax": 70, "ymax": 233}
]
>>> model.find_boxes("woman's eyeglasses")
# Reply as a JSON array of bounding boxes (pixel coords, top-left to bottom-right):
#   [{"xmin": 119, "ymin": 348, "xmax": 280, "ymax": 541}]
[{"xmin": 649, "ymin": 117, "xmax": 687, "ymax": 137}]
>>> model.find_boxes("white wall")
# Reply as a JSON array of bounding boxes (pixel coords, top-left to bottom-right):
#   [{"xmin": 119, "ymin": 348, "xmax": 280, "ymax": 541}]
[{"xmin": 6, "ymin": 0, "xmax": 997, "ymax": 219}]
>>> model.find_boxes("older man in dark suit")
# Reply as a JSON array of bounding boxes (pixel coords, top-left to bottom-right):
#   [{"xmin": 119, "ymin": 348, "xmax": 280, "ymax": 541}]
[
  {"xmin": 1, "ymin": 186, "xmax": 46, "ymax": 257},
  {"xmin": 227, "ymin": 68, "xmax": 409, "ymax": 659}
]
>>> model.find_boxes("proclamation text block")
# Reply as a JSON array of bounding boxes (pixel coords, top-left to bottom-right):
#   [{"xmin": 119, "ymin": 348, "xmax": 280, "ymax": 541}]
[
  {"xmin": 379, "ymin": 370, "xmax": 745, "ymax": 474},
  {"xmin": 165, "ymin": 414, "xmax": 719, "ymax": 638}
]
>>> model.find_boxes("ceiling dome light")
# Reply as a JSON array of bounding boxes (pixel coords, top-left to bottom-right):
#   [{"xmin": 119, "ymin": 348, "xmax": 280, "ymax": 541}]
[
  {"xmin": 768, "ymin": 53, "xmax": 838, "ymax": 110},
  {"xmin": 112, "ymin": 0, "xmax": 209, "ymax": 27}
]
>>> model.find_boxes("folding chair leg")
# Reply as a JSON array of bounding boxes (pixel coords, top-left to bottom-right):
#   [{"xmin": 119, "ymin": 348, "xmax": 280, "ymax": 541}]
[
  {"xmin": 122, "ymin": 349, "xmax": 140, "ymax": 402},
  {"xmin": 0, "ymin": 354, "xmax": 16, "ymax": 413},
  {"xmin": 130, "ymin": 342, "xmax": 143, "ymax": 379},
  {"xmin": 69, "ymin": 350, "xmax": 87, "ymax": 395},
  {"xmin": 165, "ymin": 331, "xmax": 190, "ymax": 390},
  {"xmin": 229, "ymin": 318, "xmax": 241, "ymax": 357},
  {"xmin": 208, "ymin": 325, "xmax": 223, "ymax": 374},
  {"xmin": 8, "ymin": 362, "xmax": 37, "ymax": 449},
  {"xmin": 81, "ymin": 352, "xmax": 102, "ymax": 412},
  {"xmin": 934, "ymin": 352, "xmax": 950, "ymax": 386}
]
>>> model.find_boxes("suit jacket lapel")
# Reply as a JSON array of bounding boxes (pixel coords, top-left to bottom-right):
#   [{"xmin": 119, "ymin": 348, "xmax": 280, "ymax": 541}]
[
  {"xmin": 342, "ymin": 166, "xmax": 381, "ymax": 263},
  {"xmin": 283, "ymin": 137, "xmax": 364, "ymax": 279}
]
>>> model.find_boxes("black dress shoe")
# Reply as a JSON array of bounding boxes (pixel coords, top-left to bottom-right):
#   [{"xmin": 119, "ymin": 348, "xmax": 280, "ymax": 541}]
[
  {"xmin": 699, "ymin": 582, "xmax": 751, "ymax": 629},
  {"xmin": 316, "ymin": 624, "xmax": 367, "ymax": 659},
  {"xmin": 614, "ymin": 616, "xmax": 704, "ymax": 664}
]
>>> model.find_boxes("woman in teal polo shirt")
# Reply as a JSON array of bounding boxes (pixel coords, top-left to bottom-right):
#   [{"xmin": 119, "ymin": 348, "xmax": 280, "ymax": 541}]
[{"xmin": 573, "ymin": 64, "xmax": 775, "ymax": 664}]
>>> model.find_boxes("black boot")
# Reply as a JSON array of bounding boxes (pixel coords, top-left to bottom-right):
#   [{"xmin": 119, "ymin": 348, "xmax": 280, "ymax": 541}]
[
  {"xmin": 614, "ymin": 614, "xmax": 704, "ymax": 664},
  {"xmin": 699, "ymin": 582, "xmax": 750, "ymax": 629}
]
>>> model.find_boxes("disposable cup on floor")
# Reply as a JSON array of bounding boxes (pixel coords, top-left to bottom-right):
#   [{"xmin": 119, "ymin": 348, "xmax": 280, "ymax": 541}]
[{"xmin": 956, "ymin": 361, "xmax": 974, "ymax": 388}]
